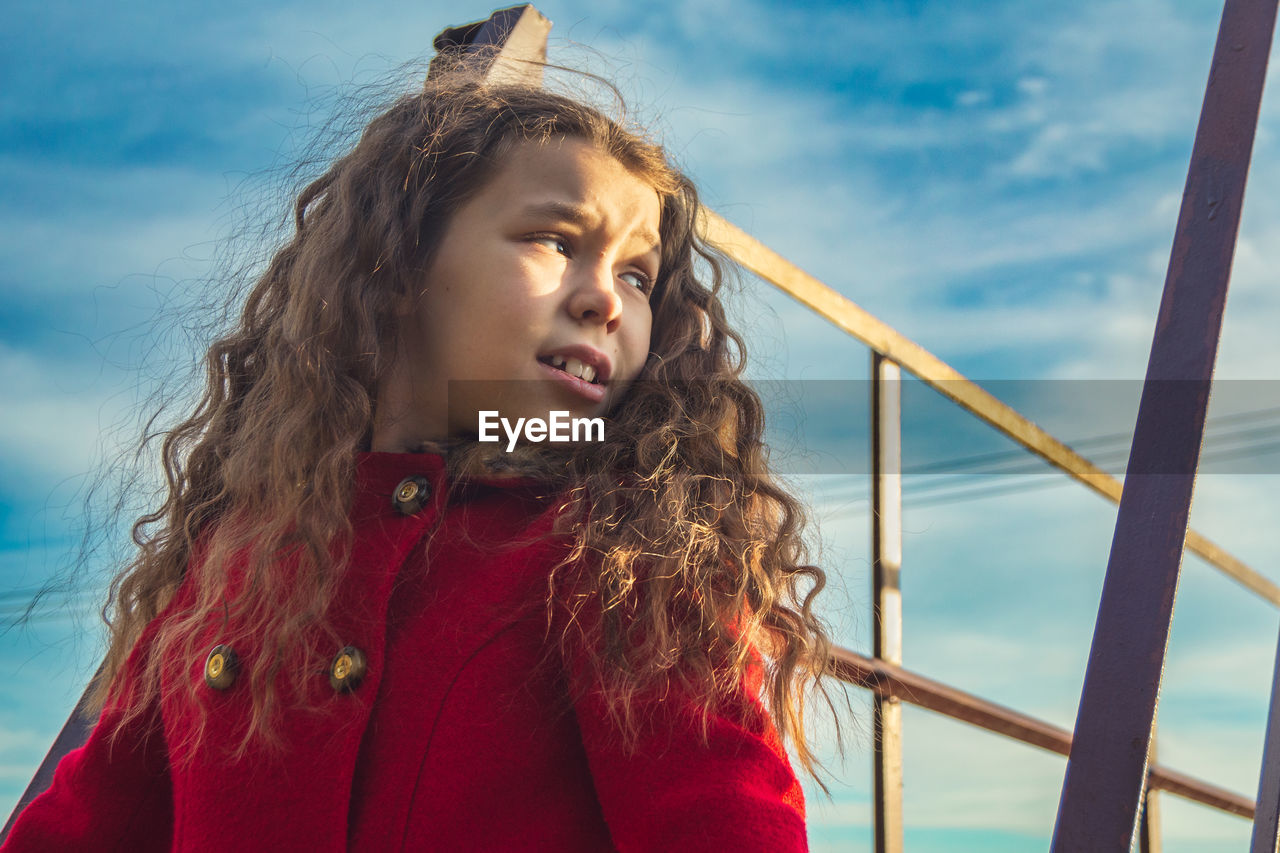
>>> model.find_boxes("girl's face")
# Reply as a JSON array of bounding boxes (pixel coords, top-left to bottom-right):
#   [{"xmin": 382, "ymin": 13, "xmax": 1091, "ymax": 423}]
[{"xmin": 373, "ymin": 135, "xmax": 662, "ymax": 451}]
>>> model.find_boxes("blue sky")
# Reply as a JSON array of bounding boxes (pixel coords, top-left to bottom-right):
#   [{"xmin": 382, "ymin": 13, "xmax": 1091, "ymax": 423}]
[{"xmin": 3, "ymin": 0, "xmax": 1280, "ymax": 849}]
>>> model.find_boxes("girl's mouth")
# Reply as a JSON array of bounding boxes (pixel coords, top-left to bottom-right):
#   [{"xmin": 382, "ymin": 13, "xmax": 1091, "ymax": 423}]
[
  {"xmin": 537, "ymin": 354, "xmax": 602, "ymax": 385},
  {"xmin": 536, "ymin": 356, "xmax": 607, "ymax": 404}
]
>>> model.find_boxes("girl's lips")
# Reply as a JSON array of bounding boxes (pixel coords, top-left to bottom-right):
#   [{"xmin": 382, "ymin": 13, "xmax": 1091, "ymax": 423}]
[{"xmin": 537, "ymin": 358, "xmax": 607, "ymax": 404}]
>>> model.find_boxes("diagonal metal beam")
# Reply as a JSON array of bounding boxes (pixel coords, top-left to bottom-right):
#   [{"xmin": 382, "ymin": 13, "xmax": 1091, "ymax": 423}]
[{"xmin": 1051, "ymin": 0, "xmax": 1278, "ymax": 848}]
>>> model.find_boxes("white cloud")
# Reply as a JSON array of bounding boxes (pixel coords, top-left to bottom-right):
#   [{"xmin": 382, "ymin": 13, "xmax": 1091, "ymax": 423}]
[{"xmin": 0, "ymin": 344, "xmax": 124, "ymax": 478}]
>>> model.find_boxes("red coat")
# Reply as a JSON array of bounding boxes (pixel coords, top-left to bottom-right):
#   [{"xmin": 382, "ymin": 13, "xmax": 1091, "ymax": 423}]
[{"xmin": 4, "ymin": 452, "xmax": 808, "ymax": 851}]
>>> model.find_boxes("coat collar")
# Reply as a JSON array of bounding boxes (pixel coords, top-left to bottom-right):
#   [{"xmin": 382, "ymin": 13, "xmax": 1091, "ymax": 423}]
[{"xmin": 356, "ymin": 441, "xmax": 574, "ymax": 497}]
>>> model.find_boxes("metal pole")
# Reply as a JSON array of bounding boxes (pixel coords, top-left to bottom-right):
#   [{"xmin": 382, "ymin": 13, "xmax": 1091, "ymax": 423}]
[
  {"xmin": 1139, "ymin": 736, "xmax": 1163, "ymax": 853},
  {"xmin": 1250, "ymin": 620, "xmax": 1280, "ymax": 853},
  {"xmin": 1052, "ymin": 1, "xmax": 1277, "ymax": 849},
  {"xmin": 872, "ymin": 353, "xmax": 904, "ymax": 853}
]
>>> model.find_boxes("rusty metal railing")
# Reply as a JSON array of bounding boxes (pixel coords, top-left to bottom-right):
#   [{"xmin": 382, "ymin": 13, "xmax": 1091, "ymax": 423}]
[
  {"xmin": 697, "ymin": 0, "xmax": 1280, "ymax": 846},
  {"xmin": 697, "ymin": 210, "xmax": 1280, "ymax": 608},
  {"xmin": 703, "ymin": 196, "xmax": 1277, "ymax": 842},
  {"xmin": 831, "ymin": 649, "xmax": 1257, "ymax": 819}
]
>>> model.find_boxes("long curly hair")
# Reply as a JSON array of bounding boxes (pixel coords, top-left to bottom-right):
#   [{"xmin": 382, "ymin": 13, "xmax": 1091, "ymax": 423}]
[{"xmin": 96, "ymin": 65, "xmax": 841, "ymax": 784}]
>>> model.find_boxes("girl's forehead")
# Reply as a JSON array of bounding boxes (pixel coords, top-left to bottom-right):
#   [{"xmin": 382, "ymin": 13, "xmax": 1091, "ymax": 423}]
[
  {"xmin": 478, "ymin": 137, "xmax": 662, "ymax": 235},
  {"xmin": 498, "ymin": 137, "xmax": 655, "ymax": 192}
]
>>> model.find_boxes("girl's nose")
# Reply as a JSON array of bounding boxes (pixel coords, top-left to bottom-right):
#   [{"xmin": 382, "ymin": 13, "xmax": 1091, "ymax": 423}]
[{"xmin": 566, "ymin": 261, "xmax": 624, "ymax": 331}]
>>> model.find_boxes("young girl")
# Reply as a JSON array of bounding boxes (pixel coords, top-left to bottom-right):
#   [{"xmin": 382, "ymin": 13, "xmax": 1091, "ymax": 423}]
[{"xmin": 3, "ymin": 60, "xmax": 837, "ymax": 852}]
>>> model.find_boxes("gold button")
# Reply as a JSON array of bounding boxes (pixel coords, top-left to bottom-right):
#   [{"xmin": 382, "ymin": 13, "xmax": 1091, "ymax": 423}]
[
  {"xmin": 392, "ymin": 476, "xmax": 432, "ymax": 515},
  {"xmin": 329, "ymin": 645, "xmax": 368, "ymax": 693},
  {"xmin": 204, "ymin": 644, "xmax": 239, "ymax": 690}
]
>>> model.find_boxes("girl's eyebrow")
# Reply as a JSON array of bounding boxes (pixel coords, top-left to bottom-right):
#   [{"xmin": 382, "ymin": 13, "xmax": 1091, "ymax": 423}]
[{"xmin": 521, "ymin": 200, "xmax": 661, "ymax": 254}]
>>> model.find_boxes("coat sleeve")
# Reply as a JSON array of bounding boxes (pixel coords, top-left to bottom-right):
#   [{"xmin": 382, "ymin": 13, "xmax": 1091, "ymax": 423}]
[
  {"xmin": 563, "ymin": 608, "xmax": 809, "ymax": 853},
  {"xmin": 2, "ymin": 619, "xmax": 175, "ymax": 851}
]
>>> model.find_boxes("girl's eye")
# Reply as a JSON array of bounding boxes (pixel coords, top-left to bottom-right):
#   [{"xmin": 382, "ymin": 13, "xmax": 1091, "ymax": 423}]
[
  {"xmin": 531, "ymin": 235, "xmax": 570, "ymax": 256},
  {"xmin": 620, "ymin": 270, "xmax": 653, "ymax": 293}
]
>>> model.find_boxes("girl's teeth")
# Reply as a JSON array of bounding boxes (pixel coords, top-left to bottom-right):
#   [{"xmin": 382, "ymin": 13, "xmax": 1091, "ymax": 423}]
[{"xmin": 543, "ymin": 354, "xmax": 599, "ymax": 384}]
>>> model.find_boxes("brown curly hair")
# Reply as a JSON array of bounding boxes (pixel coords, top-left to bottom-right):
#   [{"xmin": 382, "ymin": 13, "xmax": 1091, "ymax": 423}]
[{"xmin": 96, "ymin": 65, "xmax": 842, "ymax": 785}]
